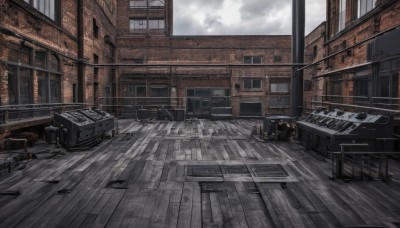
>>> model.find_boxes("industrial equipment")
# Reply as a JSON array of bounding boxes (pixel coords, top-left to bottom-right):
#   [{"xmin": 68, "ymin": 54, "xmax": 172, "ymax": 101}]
[
  {"xmin": 54, "ymin": 109, "xmax": 114, "ymax": 149},
  {"xmin": 263, "ymin": 115, "xmax": 296, "ymax": 140},
  {"xmin": 297, "ymin": 109, "xmax": 397, "ymax": 156}
]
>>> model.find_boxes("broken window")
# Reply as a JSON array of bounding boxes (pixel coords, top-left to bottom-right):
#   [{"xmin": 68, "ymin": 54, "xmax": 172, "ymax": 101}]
[
  {"xmin": 243, "ymin": 56, "xmax": 262, "ymax": 64},
  {"xmin": 270, "ymin": 83, "xmax": 289, "ymax": 93},
  {"xmin": 243, "ymin": 79, "xmax": 262, "ymax": 90}
]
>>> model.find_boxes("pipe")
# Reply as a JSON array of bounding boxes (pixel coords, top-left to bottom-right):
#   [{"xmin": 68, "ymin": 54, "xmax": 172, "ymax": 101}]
[{"xmin": 291, "ymin": 0, "xmax": 305, "ymax": 117}]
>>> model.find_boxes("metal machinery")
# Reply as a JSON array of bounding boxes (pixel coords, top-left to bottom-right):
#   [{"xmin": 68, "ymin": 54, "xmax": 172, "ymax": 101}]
[
  {"xmin": 297, "ymin": 109, "xmax": 397, "ymax": 156},
  {"xmin": 53, "ymin": 109, "xmax": 114, "ymax": 148},
  {"xmin": 263, "ymin": 115, "xmax": 296, "ymax": 140}
]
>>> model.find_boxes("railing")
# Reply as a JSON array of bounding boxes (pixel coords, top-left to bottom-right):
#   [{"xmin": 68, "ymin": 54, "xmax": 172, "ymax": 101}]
[
  {"xmin": 98, "ymin": 96, "xmax": 232, "ymax": 117},
  {"xmin": 330, "ymin": 143, "xmax": 400, "ymax": 181},
  {"xmin": 305, "ymin": 95, "xmax": 400, "ymax": 113},
  {"xmin": 0, "ymin": 103, "xmax": 88, "ymax": 125}
]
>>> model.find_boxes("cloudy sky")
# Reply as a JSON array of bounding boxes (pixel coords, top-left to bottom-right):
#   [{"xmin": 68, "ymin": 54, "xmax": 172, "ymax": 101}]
[{"xmin": 173, "ymin": 0, "xmax": 326, "ymax": 35}]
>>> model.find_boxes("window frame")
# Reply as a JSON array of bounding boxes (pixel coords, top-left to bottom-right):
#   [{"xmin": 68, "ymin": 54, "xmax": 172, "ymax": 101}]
[
  {"xmin": 270, "ymin": 82, "xmax": 289, "ymax": 93},
  {"xmin": 129, "ymin": 0, "xmax": 165, "ymax": 9},
  {"xmin": 243, "ymin": 56, "xmax": 262, "ymax": 64},
  {"xmin": 23, "ymin": 0, "xmax": 60, "ymax": 23},
  {"xmin": 242, "ymin": 78, "xmax": 262, "ymax": 91}
]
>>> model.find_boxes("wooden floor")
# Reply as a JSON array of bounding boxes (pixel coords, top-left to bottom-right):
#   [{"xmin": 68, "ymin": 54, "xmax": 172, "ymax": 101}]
[{"xmin": 1, "ymin": 119, "xmax": 400, "ymax": 228}]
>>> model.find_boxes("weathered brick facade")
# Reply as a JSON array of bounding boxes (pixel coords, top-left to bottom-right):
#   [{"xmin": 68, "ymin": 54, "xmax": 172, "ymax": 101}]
[
  {"xmin": 307, "ymin": 0, "xmax": 400, "ymax": 111},
  {"xmin": 116, "ymin": 0, "xmax": 292, "ymax": 117}
]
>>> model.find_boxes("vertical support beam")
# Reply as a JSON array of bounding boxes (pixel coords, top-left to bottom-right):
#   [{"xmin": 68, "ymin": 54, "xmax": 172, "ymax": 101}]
[
  {"xmin": 291, "ymin": 0, "xmax": 305, "ymax": 117},
  {"xmin": 77, "ymin": 0, "xmax": 85, "ymax": 103}
]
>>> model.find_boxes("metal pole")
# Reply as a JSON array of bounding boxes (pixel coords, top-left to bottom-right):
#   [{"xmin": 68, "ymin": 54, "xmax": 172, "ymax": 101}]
[{"xmin": 291, "ymin": 0, "xmax": 305, "ymax": 117}]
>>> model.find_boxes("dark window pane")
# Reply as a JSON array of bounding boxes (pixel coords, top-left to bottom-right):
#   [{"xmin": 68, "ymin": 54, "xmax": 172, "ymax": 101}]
[
  {"xmin": 187, "ymin": 89, "xmax": 195, "ymax": 97},
  {"xmin": 240, "ymin": 103, "xmax": 261, "ymax": 116},
  {"xmin": 50, "ymin": 74, "xmax": 61, "ymax": 103},
  {"xmin": 379, "ymin": 76, "xmax": 390, "ymax": 97},
  {"xmin": 38, "ymin": 71, "xmax": 48, "ymax": 103},
  {"xmin": 195, "ymin": 88, "xmax": 211, "ymax": 97},
  {"xmin": 48, "ymin": 54, "xmax": 59, "ymax": 72},
  {"xmin": 36, "ymin": 51, "xmax": 46, "ymax": 68},
  {"xmin": 243, "ymin": 56, "xmax": 252, "ymax": 64},
  {"xmin": 243, "ymin": 79, "xmax": 252, "ymax": 89},
  {"xmin": 253, "ymin": 56, "xmax": 262, "ymax": 64},
  {"xmin": 7, "ymin": 66, "xmax": 18, "ymax": 105},
  {"xmin": 253, "ymin": 79, "xmax": 261, "ymax": 89},
  {"xmin": 20, "ymin": 68, "xmax": 33, "ymax": 104}
]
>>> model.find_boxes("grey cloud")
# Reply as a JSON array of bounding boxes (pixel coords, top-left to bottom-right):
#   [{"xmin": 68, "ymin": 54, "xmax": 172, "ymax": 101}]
[
  {"xmin": 240, "ymin": 0, "xmax": 287, "ymax": 20},
  {"xmin": 173, "ymin": 0, "xmax": 326, "ymax": 36}
]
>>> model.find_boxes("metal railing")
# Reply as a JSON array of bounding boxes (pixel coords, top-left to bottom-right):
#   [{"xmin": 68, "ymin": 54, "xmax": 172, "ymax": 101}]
[
  {"xmin": 331, "ymin": 143, "xmax": 400, "ymax": 181},
  {"xmin": 0, "ymin": 103, "xmax": 88, "ymax": 125},
  {"xmin": 305, "ymin": 95, "xmax": 400, "ymax": 114},
  {"xmin": 98, "ymin": 96, "xmax": 232, "ymax": 117}
]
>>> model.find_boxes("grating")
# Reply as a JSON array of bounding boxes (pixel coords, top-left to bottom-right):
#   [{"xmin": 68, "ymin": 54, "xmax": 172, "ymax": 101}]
[
  {"xmin": 186, "ymin": 165, "xmax": 222, "ymax": 177},
  {"xmin": 249, "ymin": 164, "xmax": 288, "ymax": 177},
  {"xmin": 222, "ymin": 165, "xmax": 250, "ymax": 175}
]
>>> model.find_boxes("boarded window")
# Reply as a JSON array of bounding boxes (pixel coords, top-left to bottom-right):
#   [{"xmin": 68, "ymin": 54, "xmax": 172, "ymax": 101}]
[{"xmin": 240, "ymin": 103, "xmax": 262, "ymax": 116}]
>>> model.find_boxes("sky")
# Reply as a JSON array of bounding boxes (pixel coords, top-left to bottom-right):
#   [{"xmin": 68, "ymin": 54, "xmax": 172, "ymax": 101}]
[{"xmin": 173, "ymin": 0, "xmax": 326, "ymax": 36}]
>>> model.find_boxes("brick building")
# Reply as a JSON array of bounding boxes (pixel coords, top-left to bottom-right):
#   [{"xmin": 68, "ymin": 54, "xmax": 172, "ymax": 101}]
[
  {"xmin": 304, "ymin": 22, "xmax": 326, "ymax": 111},
  {"xmin": 0, "ymin": 0, "xmax": 116, "ymax": 137},
  {"xmin": 304, "ymin": 0, "xmax": 400, "ymax": 111},
  {"xmin": 114, "ymin": 0, "xmax": 293, "ymax": 118}
]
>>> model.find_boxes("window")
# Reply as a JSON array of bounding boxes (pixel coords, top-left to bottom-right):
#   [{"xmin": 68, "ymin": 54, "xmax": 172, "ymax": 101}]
[
  {"xmin": 328, "ymin": 75, "xmax": 342, "ymax": 102},
  {"xmin": 130, "ymin": 19, "xmax": 147, "ymax": 31},
  {"xmin": 24, "ymin": 0, "xmax": 59, "ymax": 21},
  {"xmin": 7, "ymin": 46, "xmax": 33, "ymax": 105},
  {"xmin": 377, "ymin": 60, "xmax": 399, "ymax": 108},
  {"xmin": 130, "ymin": 0, "xmax": 165, "ymax": 8},
  {"xmin": 243, "ymin": 56, "xmax": 262, "ymax": 64},
  {"xmin": 8, "ymin": 46, "xmax": 61, "ymax": 105},
  {"xmin": 243, "ymin": 79, "xmax": 262, "ymax": 90},
  {"xmin": 93, "ymin": 18, "xmax": 99, "ymax": 38},
  {"xmin": 304, "ymin": 80, "xmax": 312, "ymax": 92},
  {"xmin": 269, "ymin": 97, "xmax": 290, "ymax": 108},
  {"xmin": 130, "ymin": 0, "xmax": 146, "ymax": 8},
  {"xmin": 353, "ymin": 78, "xmax": 369, "ymax": 97},
  {"xmin": 130, "ymin": 19, "xmax": 165, "ymax": 31},
  {"xmin": 149, "ymin": 0, "xmax": 165, "ymax": 7},
  {"xmin": 338, "ymin": 0, "xmax": 346, "ymax": 32},
  {"xmin": 358, "ymin": 0, "xmax": 377, "ymax": 18},
  {"xmin": 313, "ymin": 45, "xmax": 318, "ymax": 59},
  {"xmin": 148, "ymin": 19, "xmax": 165, "ymax": 30},
  {"xmin": 270, "ymin": 83, "xmax": 289, "ymax": 93}
]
